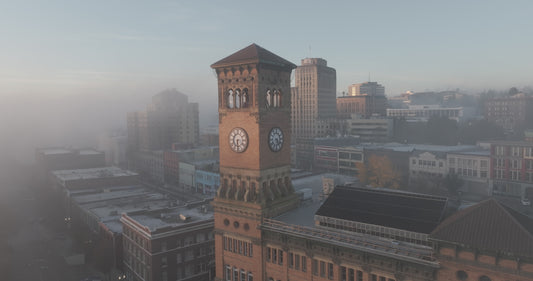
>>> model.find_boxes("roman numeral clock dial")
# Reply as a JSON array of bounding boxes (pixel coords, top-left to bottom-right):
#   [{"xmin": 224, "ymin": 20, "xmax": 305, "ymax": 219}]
[
  {"xmin": 268, "ymin": 127, "xmax": 283, "ymax": 152},
  {"xmin": 229, "ymin": 127, "xmax": 248, "ymax": 153}
]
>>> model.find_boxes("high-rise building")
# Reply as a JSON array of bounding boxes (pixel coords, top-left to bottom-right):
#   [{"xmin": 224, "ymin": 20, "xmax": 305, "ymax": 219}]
[
  {"xmin": 291, "ymin": 58, "xmax": 337, "ymax": 169},
  {"xmin": 337, "ymin": 82, "xmax": 387, "ymax": 118},
  {"xmin": 127, "ymin": 89, "xmax": 199, "ymax": 152},
  {"xmin": 291, "ymin": 58, "xmax": 337, "ymax": 139}
]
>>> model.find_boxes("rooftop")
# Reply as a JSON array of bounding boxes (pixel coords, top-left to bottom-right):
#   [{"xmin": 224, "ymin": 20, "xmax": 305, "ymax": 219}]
[
  {"xmin": 316, "ymin": 186, "xmax": 448, "ymax": 234},
  {"xmin": 123, "ymin": 202, "xmax": 213, "ymax": 235},
  {"xmin": 430, "ymin": 199, "xmax": 533, "ymax": 258},
  {"xmin": 211, "ymin": 43, "xmax": 296, "ymax": 69},
  {"xmin": 53, "ymin": 166, "xmax": 138, "ymax": 181}
]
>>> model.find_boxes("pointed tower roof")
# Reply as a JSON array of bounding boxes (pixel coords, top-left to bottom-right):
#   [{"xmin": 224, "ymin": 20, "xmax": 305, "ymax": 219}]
[
  {"xmin": 211, "ymin": 43, "xmax": 296, "ymax": 69},
  {"xmin": 430, "ymin": 199, "xmax": 533, "ymax": 257}
]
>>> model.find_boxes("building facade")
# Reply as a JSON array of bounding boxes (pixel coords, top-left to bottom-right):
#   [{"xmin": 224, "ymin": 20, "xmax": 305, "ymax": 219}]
[
  {"xmin": 127, "ymin": 89, "xmax": 200, "ymax": 154},
  {"xmin": 121, "ymin": 204, "xmax": 215, "ymax": 281},
  {"xmin": 291, "ymin": 58, "xmax": 337, "ymax": 140},
  {"xmin": 337, "ymin": 82, "xmax": 387, "ymax": 118},
  {"xmin": 485, "ymin": 94, "xmax": 533, "ymax": 134},
  {"xmin": 386, "ymin": 105, "xmax": 463, "ymax": 122},
  {"xmin": 447, "ymin": 151, "xmax": 491, "ymax": 196},
  {"xmin": 489, "ymin": 141, "xmax": 533, "ymax": 200}
]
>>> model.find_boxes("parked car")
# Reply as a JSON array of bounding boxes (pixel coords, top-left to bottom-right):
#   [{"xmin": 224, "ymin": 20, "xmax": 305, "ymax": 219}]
[{"xmin": 521, "ymin": 198, "xmax": 531, "ymax": 206}]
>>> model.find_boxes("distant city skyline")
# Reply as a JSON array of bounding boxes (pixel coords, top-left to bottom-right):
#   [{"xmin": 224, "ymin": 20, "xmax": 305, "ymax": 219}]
[{"xmin": 2, "ymin": 1, "xmax": 533, "ymax": 163}]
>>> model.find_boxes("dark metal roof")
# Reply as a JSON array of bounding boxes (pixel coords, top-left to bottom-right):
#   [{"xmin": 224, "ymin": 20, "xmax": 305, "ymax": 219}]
[
  {"xmin": 430, "ymin": 199, "xmax": 533, "ymax": 257},
  {"xmin": 316, "ymin": 186, "xmax": 448, "ymax": 234},
  {"xmin": 211, "ymin": 43, "xmax": 296, "ymax": 69}
]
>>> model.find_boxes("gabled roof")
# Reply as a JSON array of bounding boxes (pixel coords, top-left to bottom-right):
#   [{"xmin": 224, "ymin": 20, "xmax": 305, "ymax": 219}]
[
  {"xmin": 211, "ymin": 43, "xmax": 296, "ymax": 69},
  {"xmin": 430, "ymin": 199, "xmax": 533, "ymax": 257},
  {"xmin": 315, "ymin": 186, "xmax": 448, "ymax": 234}
]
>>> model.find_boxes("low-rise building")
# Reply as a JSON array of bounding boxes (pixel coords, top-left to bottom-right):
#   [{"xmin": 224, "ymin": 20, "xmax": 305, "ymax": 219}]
[
  {"xmin": 489, "ymin": 141, "xmax": 533, "ymax": 199},
  {"xmin": 387, "ymin": 105, "xmax": 463, "ymax": 122},
  {"xmin": 121, "ymin": 203, "xmax": 214, "ymax": 281},
  {"xmin": 447, "ymin": 150, "xmax": 491, "ymax": 196}
]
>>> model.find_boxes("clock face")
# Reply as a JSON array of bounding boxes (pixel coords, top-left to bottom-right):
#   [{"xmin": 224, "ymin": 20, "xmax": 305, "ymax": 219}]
[
  {"xmin": 229, "ymin": 127, "xmax": 248, "ymax": 153},
  {"xmin": 268, "ymin": 127, "xmax": 283, "ymax": 152}
]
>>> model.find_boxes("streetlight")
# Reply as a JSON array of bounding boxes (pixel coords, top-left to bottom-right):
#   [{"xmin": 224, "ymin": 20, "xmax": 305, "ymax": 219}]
[{"xmin": 64, "ymin": 217, "xmax": 71, "ymax": 229}]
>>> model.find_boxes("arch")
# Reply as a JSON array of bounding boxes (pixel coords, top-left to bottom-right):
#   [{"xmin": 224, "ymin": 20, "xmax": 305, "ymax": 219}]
[
  {"xmin": 273, "ymin": 89, "xmax": 281, "ymax": 107},
  {"xmin": 479, "ymin": 276, "xmax": 491, "ymax": 281},
  {"xmin": 242, "ymin": 88, "xmax": 249, "ymax": 108},
  {"xmin": 266, "ymin": 89, "xmax": 272, "ymax": 107},
  {"xmin": 235, "ymin": 89, "xmax": 241, "ymax": 108},
  {"xmin": 227, "ymin": 89, "xmax": 234, "ymax": 109}
]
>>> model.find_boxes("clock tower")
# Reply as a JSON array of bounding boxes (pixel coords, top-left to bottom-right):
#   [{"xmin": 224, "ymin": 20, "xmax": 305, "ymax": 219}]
[{"xmin": 211, "ymin": 44, "xmax": 299, "ymax": 281}]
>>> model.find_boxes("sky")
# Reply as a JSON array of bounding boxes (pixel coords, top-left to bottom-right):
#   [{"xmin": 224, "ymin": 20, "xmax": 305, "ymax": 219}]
[{"xmin": 1, "ymin": 0, "xmax": 533, "ymax": 162}]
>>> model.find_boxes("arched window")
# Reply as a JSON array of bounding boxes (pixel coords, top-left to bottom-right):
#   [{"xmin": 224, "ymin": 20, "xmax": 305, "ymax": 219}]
[
  {"xmin": 266, "ymin": 89, "xmax": 272, "ymax": 107},
  {"xmin": 479, "ymin": 276, "xmax": 491, "ymax": 281},
  {"xmin": 242, "ymin": 89, "xmax": 249, "ymax": 108},
  {"xmin": 235, "ymin": 89, "xmax": 241, "ymax": 109},
  {"xmin": 227, "ymin": 89, "xmax": 234, "ymax": 108},
  {"xmin": 273, "ymin": 89, "xmax": 281, "ymax": 107},
  {"xmin": 456, "ymin": 270, "xmax": 468, "ymax": 280}
]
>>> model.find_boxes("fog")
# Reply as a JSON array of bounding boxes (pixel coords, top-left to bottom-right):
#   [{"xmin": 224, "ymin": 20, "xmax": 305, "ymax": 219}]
[{"xmin": 0, "ymin": 86, "xmax": 219, "ymax": 167}]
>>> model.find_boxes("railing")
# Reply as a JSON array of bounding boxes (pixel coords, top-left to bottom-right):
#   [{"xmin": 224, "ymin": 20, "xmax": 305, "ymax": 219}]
[{"xmin": 262, "ymin": 218, "xmax": 437, "ymax": 266}]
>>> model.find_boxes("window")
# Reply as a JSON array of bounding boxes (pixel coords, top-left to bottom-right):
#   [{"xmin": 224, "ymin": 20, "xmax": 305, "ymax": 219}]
[
  {"xmin": 161, "ymin": 256, "xmax": 167, "ymax": 267},
  {"xmin": 320, "ymin": 261, "xmax": 326, "ymax": 277},
  {"xmin": 247, "ymin": 272, "xmax": 253, "ymax": 281},
  {"xmin": 289, "ymin": 253, "xmax": 294, "ymax": 268},
  {"xmin": 267, "ymin": 247, "xmax": 271, "ymax": 262},
  {"xmin": 301, "ymin": 256, "xmax": 307, "ymax": 272},
  {"xmin": 328, "ymin": 262, "xmax": 334, "ymax": 280},
  {"xmin": 233, "ymin": 267, "xmax": 239, "ymax": 281},
  {"xmin": 312, "ymin": 259, "xmax": 318, "ymax": 276},
  {"xmin": 294, "ymin": 254, "xmax": 300, "ymax": 270},
  {"xmin": 356, "ymin": 270, "xmax": 363, "ymax": 281},
  {"xmin": 456, "ymin": 270, "xmax": 468, "ymax": 280},
  {"xmin": 272, "ymin": 248, "xmax": 277, "ymax": 263},
  {"xmin": 225, "ymin": 265, "xmax": 231, "ymax": 281},
  {"xmin": 278, "ymin": 250, "xmax": 283, "ymax": 265},
  {"xmin": 227, "ymin": 90, "xmax": 234, "ymax": 109},
  {"xmin": 241, "ymin": 270, "xmax": 246, "ymax": 281}
]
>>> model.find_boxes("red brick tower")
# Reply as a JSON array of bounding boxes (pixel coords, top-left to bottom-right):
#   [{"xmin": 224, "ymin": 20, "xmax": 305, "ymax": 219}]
[{"xmin": 211, "ymin": 44, "xmax": 299, "ymax": 281}]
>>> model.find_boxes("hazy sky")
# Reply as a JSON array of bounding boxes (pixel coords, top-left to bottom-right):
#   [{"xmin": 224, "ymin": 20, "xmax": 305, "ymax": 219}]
[{"xmin": 1, "ymin": 0, "xmax": 533, "ymax": 161}]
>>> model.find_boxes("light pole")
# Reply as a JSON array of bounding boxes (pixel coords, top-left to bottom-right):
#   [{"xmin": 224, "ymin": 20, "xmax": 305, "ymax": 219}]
[{"xmin": 64, "ymin": 216, "xmax": 71, "ymax": 229}]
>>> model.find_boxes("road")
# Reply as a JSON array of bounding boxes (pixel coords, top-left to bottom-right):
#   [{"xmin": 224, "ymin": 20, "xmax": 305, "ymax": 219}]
[{"xmin": 2, "ymin": 183, "xmax": 98, "ymax": 281}]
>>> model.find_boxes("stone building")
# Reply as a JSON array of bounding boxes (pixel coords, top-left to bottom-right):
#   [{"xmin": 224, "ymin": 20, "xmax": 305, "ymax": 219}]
[
  {"xmin": 337, "ymin": 82, "xmax": 387, "ymax": 119},
  {"xmin": 210, "ymin": 44, "xmax": 533, "ymax": 281},
  {"xmin": 121, "ymin": 203, "xmax": 214, "ymax": 281}
]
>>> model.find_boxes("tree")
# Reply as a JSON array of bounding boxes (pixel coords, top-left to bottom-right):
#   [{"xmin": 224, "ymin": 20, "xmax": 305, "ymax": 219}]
[
  {"xmin": 443, "ymin": 173, "xmax": 463, "ymax": 197},
  {"xmin": 458, "ymin": 119, "xmax": 504, "ymax": 144},
  {"xmin": 425, "ymin": 116, "xmax": 458, "ymax": 145},
  {"xmin": 356, "ymin": 155, "xmax": 401, "ymax": 189}
]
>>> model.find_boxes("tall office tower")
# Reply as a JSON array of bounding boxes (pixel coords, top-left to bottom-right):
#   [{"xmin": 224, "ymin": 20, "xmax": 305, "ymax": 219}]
[
  {"xmin": 211, "ymin": 44, "xmax": 299, "ymax": 281},
  {"xmin": 291, "ymin": 58, "xmax": 337, "ymax": 139},
  {"xmin": 292, "ymin": 58, "xmax": 336, "ymax": 170},
  {"xmin": 337, "ymin": 81, "xmax": 388, "ymax": 119},
  {"xmin": 127, "ymin": 89, "xmax": 199, "ymax": 152}
]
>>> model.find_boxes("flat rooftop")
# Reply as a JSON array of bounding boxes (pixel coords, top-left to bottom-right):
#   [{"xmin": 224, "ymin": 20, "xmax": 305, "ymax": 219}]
[
  {"xmin": 71, "ymin": 185, "xmax": 179, "ymax": 233},
  {"xmin": 53, "ymin": 166, "xmax": 138, "ymax": 181}
]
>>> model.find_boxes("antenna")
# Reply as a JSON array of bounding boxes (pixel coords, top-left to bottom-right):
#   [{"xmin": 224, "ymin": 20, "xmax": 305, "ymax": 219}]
[
  {"xmin": 368, "ymin": 72, "xmax": 371, "ymax": 82},
  {"xmin": 308, "ymin": 45, "xmax": 312, "ymax": 58}
]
